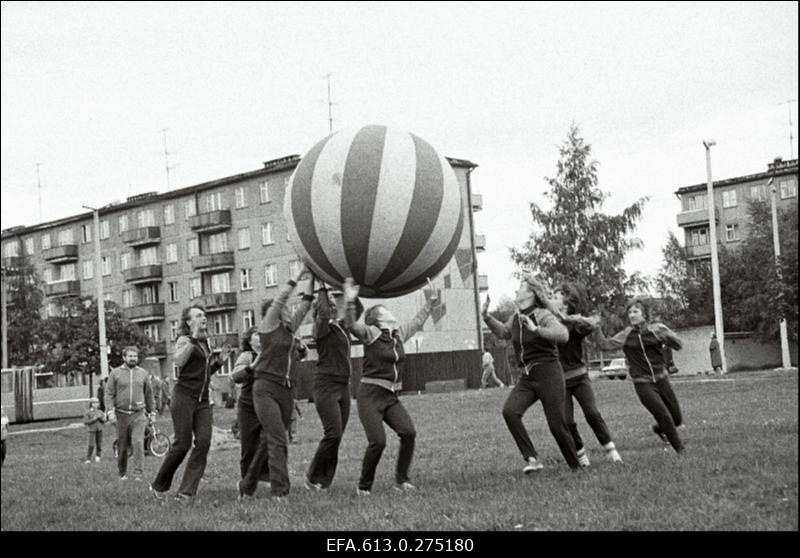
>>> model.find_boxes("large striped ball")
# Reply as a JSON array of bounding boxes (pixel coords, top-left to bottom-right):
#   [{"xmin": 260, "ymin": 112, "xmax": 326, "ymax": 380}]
[{"xmin": 285, "ymin": 125, "xmax": 464, "ymax": 298}]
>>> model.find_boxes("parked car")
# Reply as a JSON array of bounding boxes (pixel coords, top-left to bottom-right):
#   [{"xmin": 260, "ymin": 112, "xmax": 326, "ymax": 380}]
[{"xmin": 601, "ymin": 358, "xmax": 628, "ymax": 380}]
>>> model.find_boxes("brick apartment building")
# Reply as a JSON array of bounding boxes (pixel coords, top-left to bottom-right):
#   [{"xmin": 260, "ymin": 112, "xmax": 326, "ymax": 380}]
[{"xmin": 1, "ymin": 155, "xmax": 489, "ymax": 383}]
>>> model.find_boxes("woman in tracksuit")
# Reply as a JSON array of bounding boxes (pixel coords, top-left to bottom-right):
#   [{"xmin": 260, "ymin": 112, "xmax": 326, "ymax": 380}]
[
  {"xmin": 305, "ymin": 286, "xmax": 363, "ymax": 491},
  {"xmin": 151, "ymin": 304, "xmax": 232, "ymax": 503},
  {"xmin": 342, "ymin": 277, "xmax": 438, "ymax": 495},
  {"xmin": 596, "ymin": 298, "xmax": 685, "ymax": 453},
  {"xmin": 553, "ymin": 282, "xmax": 622, "ymax": 466},
  {"xmin": 231, "ymin": 326, "xmax": 271, "ymax": 484},
  {"xmin": 237, "ymin": 265, "xmax": 314, "ymax": 499},
  {"xmin": 482, "ymin": 274, "xmax": 580, "ymax": 473}
]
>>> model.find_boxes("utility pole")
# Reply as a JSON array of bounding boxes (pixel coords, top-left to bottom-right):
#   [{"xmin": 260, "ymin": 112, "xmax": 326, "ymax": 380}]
[
  {"xmin": 767, "ymin": 159, "xmax": 793, "ymax": 369},
  {"xmin": 83, "ymin": 205, "xmax": 109, "ymax": 379},
  {"xmin": 35, "ymin": 163, "xmax": 44, "ymax": 223},
  {"xmin": 1, "ymin": 265, "xmax": 7, "ymax": 369},
  {"xmin": 779, "ymin": 100, "xmax": 796, "ymax": 159},
  {"xmin": 703, "ymin": 139, "xmax": 726, "ymax": 374}
]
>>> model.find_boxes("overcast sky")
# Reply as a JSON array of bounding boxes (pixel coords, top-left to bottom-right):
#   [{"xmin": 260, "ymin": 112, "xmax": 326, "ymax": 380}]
[{"xmin": 2, "ymin": 1, "xmax": 798, "ymax": 301}]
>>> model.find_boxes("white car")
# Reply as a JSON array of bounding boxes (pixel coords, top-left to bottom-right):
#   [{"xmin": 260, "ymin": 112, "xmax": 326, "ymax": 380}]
[{"xmin": 601, "ymin": 358, "xmax": 628, "ymax": 380}]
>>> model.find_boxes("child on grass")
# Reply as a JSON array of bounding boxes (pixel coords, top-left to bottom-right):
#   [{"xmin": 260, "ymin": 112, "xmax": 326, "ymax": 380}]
[{"xmin": 83, "ymin": 400, "xmax": 106, "ymax": 463}]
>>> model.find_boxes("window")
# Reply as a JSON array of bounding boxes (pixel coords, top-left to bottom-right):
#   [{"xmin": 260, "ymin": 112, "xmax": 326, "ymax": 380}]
[
  {"xmin": 60, "ymin": 263, "xmax": 76, "ymax": 281},
  {"xmin": 213, "ymin": 313, "xmax": 232, "ymax": 334},
  {"xmin": 184, "ymin": 199, "xmax": 197, "ymax": 220},
  {"xmin": 216, "ymin": 355, "xmax": 233, "ymax": 377},
  {"xmin": 41, "ymin": 234, "xmax": 51, "ymax": 250},
  {"xmin": 122, "ymin": 289, "xmax": 134, "ymax": 308},
  {"xmin": 289, "ymin": 260, "xmax": 303, "ymax": 279},
  {"xmin": 685, "ymin": 194, "xmax": 707, "ymax": 211},
  {"xmin": 261, "ymin": 223, "xmax": 273, "ymax": 245},
  {"xmin": 120, "ymin": 252, "xmax": 132, "ymax": 271},
  {"xmin": 43, "ymin": 268, "xmax": 53, "ymax": 283},
  {"xmin": 242, "ymin": 309, "xmax": 255, "ymax": 331},
  {"xmin": 187, "ymin": 238, "xmax": 199, "ymax": 260},
  {"xmin": 166, "ymin": 243, "xmax": 178, "ymax": 263},
  {"xmin": 264, "ymin": 264, "xmax": 277, "ymax": 287},
  {"xmin": 137, "ymin": 209, "xmax": 155, "ymax": 228},
  {"xmin": 119, "ymin": 215, "xmax": 129, "ymax": 233},
  {"xmin": 3, "ymin": 242, "xmax": 19, "ymax": 258},
  {"xmin": 168, "ymin": 281, "xmax": 179, "ymax": 302},
  {"xmin": 83, "ymin": 260, "xmax": 94, "ymax": 280},
  {"xmin": 235, "ymin": 186, "xmax": 247, "ymax": 209},
  {"xmin": 81, "ymin": 224, "xmax": 93, "ymax": 243},
  {"xmin": 164, "ymin": 204, "xmax": 175, "ymax": 225},
  {"xmin": 204, "ymin": 192, "xmax": 223, "ymax": 212},
  {"xmin": 141, "ymin": 285, "xmax": 158, "ymax": 304},
  {"xmin": 259, "ymin": 181, "xmax": 270, "ymax": 203},
  {"xmin": 101, "ymin": 256, "xmax": 112, "ymax": 276},
  {"xmin": 211, "ymin": 272, "xmax": 231, "ymax": 294},
  {"xmin": 100, "ymin": 220, "xmax": 110, "ymax": 239},
  {"xmin": 690, "ymin": 227, "xmax": 709, "ymax": 246},
  {"xmin": 24, "ymin": 237, "xmax": 35, "ymax": 255},
  {"xmin": 143, "ymin": 324, "xmax": 160, "ymax": 341},
  {"xmin": 240, "ymin": 269, "xmax": 252, "ymax": 291},
  {"xmin": 104, "ymin": 293, "xmax": 113, "ymax": 303},
  {"xmin": 139, "ymin": 247, "xmax": 158, "ymax": 266},
  {"xmin": 208, "ymin": 232, "xmax": 228, "ymax": 254},
  {"xmin": 238, "ymin": 228, "xmax": 250, "ymax": 250},
  {"xmin": 189, "ymin": 277, "xmax": 202, "ymax": 299},
  {"xmin": 722, "ymin": 190, "xmax": 737, "ymax": 208},
  {"xmin": 725, "ymin": 224, "xmax": 740, "ymax": 242},
  {"xmin": 170, "ymin": 321, "xmax": 179, "ymax": 341},
  {"xmin": 749, "ymin": 185, "xmax": 765, "ymax": 201},
  {"xmin": 58, "ymin": 229, "xmax": 74, "ymax": 246},
  {"xmin": 46, "ymin": 302, "xmax": 60, "ymax": 318},
  {"xmin": 780, "ymin": 179, "xmax": 797, "ymax": 199}
]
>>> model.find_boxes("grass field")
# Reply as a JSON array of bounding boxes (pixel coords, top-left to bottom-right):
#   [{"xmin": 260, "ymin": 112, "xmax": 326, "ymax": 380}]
[{"xmin": 1, "ymin": 369, "xmax": 796, "ymax": 531}]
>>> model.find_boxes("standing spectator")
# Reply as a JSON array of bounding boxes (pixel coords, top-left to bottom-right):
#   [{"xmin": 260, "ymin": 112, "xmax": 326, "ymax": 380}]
[
  {"xmin": 104, "ymin": 346, "xmax": 155, "ymax": 481},
  {"xmin": 148, "ymin": 371, "xmax": 164, "ymax": 414},
  {"xmin": 481, "ymin": 349, "xmax": 505, "ymax": 389},
  {"xmin": 83, "ymin": 400, "xmax": 106, "ymax": 463},
  {"xmin": 97, "ymin": 378, "xmax": 107, "ymax": 413},
  {"xmin": 709, "ymin": 332, "xmax": 723, "ymax": 375},
  {"xmin": 1, "ymin": 407, "xmax": 8, "ymax": 467}
]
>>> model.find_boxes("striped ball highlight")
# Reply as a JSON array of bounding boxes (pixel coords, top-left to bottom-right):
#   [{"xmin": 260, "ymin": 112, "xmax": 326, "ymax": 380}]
[{"xmin": 285, "ymin": 125, "xmax": 464, "ymax": 298}]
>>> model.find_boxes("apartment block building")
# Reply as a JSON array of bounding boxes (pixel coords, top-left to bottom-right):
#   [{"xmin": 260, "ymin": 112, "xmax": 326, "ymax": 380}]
[
  {"xmin": 1, "ymin": 155, "xmax": 488, "ymax": 381},
  {"xmin": 674, "ymin": 157, "xmax": 798, "ymax": 274}
]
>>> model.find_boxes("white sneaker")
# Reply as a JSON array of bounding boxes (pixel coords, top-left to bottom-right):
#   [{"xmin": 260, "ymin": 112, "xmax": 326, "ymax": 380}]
[
  {"xmin": 577, "ymin": 449, "xmax": 591, "ymax": 468},
  {"xmin": 94, "ymin": 456, "xmax": 101, "ymax": 462},
  {"xmin": 394, "ymin": 482, "xmax": 417, "ymax": 492},
  {"xmin": 522, "ymin": 457, "xmax": 544, "ymax": 474},
  {"xmin": 606, "ymin": 449, "xmax": 623, "ymax": 463},
  {"xmin": 84, "ymin": 459, "xmax": 92, "ymax": 464},
  {"xmin": 356, "ymin": 487, "xmax": 371, "ymax": 496},
  {"xmin": 304, "ymin": 478, "xmax": 325, "ymax": 492}
]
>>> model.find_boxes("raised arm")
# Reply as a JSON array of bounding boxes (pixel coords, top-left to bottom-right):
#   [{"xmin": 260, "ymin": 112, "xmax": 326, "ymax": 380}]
[
  {"xmin": 289, "ymin": 273, "xmax": 315, "ymax": 332},
  {"xmin": 481, "ymin": 294, "xmax": 512, "ymax": 340},
  {"xmin": 260, "ymin": 280, "xmax": 297, "ymax": 334},
  {"xmin": 535, "ymin": 309, "xmax": 569, "ymax": 343},
  {"xmin": 400, "ymin": 302, "xmax": 434, "ymax": 343},
  {"xmin": 313, "ymin": 286, "xmax": 332, "ymax": 339},
  {"xmin": 650, "ymin": 323, "xmax": 683, "ymax": 351},
  {"xmin": 231, "ymin": 351, "xmax": 254, "ymax": 384},
  {"xmin": 174, "ymin": 335, "xmax": 194, "ymax": 369},
  {"xmin": 342, "ymin": 278, "xmax": 381, "ymax": 344},
  {"xmin": 592, "ymin": 326, "xmax": 630, "ymax": 351}
]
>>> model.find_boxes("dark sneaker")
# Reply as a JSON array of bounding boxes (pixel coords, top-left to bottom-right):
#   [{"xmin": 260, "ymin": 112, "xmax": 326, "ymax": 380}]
[{"xmin": 150, "ymin": 484, "xmax": 168, "ymax": 501}]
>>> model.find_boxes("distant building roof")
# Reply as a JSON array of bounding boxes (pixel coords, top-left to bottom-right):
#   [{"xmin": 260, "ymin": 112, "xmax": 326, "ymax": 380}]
[{"xmin": 674, "ymin": 158, "xmax": 797, "ymax": 196}]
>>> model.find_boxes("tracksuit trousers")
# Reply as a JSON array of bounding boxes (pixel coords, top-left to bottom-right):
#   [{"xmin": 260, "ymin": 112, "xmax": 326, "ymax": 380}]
[
  {"xmin": 634, "ymin": 377, "xmax": 684, "ymax": 452},
  {"xmin": 565, "ymin": 374, "xmax": 613, "ymax": 451},
  {"xmin": 307, "ymin": 375, "xmax": 351, "ymax": 488}
]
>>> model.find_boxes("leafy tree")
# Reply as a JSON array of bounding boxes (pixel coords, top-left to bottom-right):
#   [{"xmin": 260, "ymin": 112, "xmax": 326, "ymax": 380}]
[
  {"xmin": 510, "ymin": 123, "xmax": 648, "ymax": 330},
  {"xmin": 2, "ymin": 253, "xmax": 45, "ymax": 365},
  {"xmin": 40, "ymin": 297, "xmax": 152, "ymax": 378},
  {"xmin": 654, "ymin": 232, "xmax": 713, "ymax": 328}
]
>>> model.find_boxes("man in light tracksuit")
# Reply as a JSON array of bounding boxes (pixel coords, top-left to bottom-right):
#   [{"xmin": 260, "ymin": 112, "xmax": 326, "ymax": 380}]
[{"xmin": 105, "ymin": 346, "xmax": 155, "ymax": 481}]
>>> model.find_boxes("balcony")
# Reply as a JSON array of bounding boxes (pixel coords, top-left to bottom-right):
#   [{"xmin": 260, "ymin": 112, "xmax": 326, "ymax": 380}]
[
  {"xmin": 123, "ymin": 264, "xmax": 163, "ymax": 285},
  {"xmin": 477, "ymin": 274, "xmax": 489, "ymax": 292},
  {"xmin": 121, "ymin": 226, "xmax": 161, "ymax": 247},
  {"xmin": 43, "ymin": 244, "xmax": 78, "ymax": 263},
  {"xmin": 1, "ymin": 256, "xmax": 23, "ymax": 270},
  {"xmin": 685, "ymin": 244, "xmax": 712, "ymax": 259},
  {"xmin": 124, "ymin": 303, "xmax": 165, "ymax": 323},
  {"xmin": 147, "ymin": 340, "xmax": 167, "ymax": 359},
  {"xmin": 197, "ymin": 292, "xmax": 237, "ymax": 313},
  {"xmin": 44, "ymin": 280, "xmax": 81, "ymax": 298},
  {"xmin": 210, "ymin": 332, "xmax": 240, "ymax": 349},
  {"xmin": 189, "ymin": 209, "xmax": 232, "ymax": 233},
  {"xmin": 676, "ymin": 206, "xmax": 719, "ymax": 227},
  {"xmin": 475, "ymin": 234, "xmax": 486, "ymax": 252},
  {"xmin": 471, "ymin": 193, "xmax": 483, "ymax": 212},
  {"xmin": 192, "ymin": 251, "xmax": 235, "ymax": 273}
]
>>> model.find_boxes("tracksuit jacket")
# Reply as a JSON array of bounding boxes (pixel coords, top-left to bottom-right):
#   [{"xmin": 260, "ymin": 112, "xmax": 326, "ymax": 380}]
[
  {"xmin": 597, "ymin": 323, "xmax": 683, "ymax": 383},
  {"xmin": 104, "ymin": 365, "xmax": 154, "ymax": 414}
]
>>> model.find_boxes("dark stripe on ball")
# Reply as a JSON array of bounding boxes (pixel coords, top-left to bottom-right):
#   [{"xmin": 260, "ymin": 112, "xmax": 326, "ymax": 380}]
[
  {"xmin": 340, "ymin": 125, "xmax": 387, "ymax": 284},
  {"xmin": 291, "ymin": 133, "xmax": 341, "ymax": 283},
  {"xmin": 374, "ymin": 133, "xmax": 444, "ymax": 288}
]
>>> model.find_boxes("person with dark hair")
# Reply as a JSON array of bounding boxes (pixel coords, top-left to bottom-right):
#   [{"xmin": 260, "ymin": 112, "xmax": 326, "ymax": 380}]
[
  {"xmin": 709, "ymin": 332, "xmax": 723, "ymax": 375},
  {"xmin": 105, "ymin": 346, "xmax": 155, "ymax": 481},
  {"xmin": 482, "ymin": 274, "xmax": 580, "ymax": 473},
  {"xmin": 343, "ymin": 278, "xmax": 439, "ymax": 495},
  {"xmin": 305, "ymin": 286, "xmax": 363, "ymax": 491},
  {"xmin": 236, "ymin": 265, "xmax": 314, "ymax": 500},
  {"xmin": 596, "ymin": 298, "xmax": 685, "ymax": 453},
  {"xmin": 553, "ymin": 282, "xmax": 622, "ymax": 466},
  {"xmin": 150, "ymin": 304, "xmax": 232, "ymax": 503},
  {"xmin": 231, "ymin": 326, "xmax": 270, "ymax": 484},
  {"xmin": 83, "ymin": 399, "xmax": 106, "ymax": 464}
]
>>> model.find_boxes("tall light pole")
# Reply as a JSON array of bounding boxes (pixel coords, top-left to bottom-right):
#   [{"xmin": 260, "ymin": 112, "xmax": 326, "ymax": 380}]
[
  {"xmin": 1, "ymin": 264, "xmax": 7, "ymax": 369},
  {"xmin": 703, "ymin": 139, "xmax": 727, "ymax": 374},
  {"xmin": 767, "ymin": 159, "xmax": 793, "ymax": 369},
  {"xmin": 83, "ymin": 206, "xmax": 109, "ymax": 379}
]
